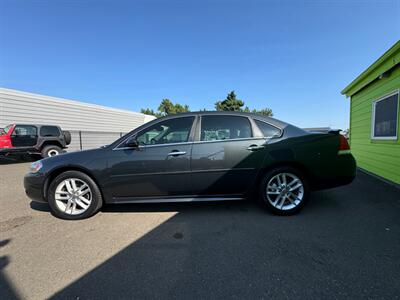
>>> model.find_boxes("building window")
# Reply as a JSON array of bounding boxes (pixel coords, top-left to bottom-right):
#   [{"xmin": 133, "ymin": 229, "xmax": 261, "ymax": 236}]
[{"xmin": 372, "ymin": 91, "xmax": 399, "ymax": 140}]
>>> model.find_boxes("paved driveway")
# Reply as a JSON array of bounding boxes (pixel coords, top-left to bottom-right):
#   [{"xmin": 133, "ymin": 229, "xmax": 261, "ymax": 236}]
[{"xmin": 0, "ymin": 161, "xmax": 399, "ymax": 299}]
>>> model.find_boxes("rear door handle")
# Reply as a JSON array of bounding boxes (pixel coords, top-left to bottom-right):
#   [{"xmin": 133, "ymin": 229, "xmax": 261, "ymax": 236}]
[
  {"xmin": 167, "ymin": 151, "xmax": 187, "ymax": 157},
  {"xmin": 247, "ymin": 144, "xmax": 264, "ymax": 151}
]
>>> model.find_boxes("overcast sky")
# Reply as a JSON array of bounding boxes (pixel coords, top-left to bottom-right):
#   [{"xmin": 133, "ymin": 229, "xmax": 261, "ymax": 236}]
[{"xmin": 1, "ymin": 0, "xmax": 399, "ymax": 129}]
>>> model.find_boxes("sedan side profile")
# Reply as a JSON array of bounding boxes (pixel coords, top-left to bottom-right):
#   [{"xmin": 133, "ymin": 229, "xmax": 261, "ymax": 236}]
[{"xmin": 24, "ymin": 112, "xmax": 356, "ymax": 220}]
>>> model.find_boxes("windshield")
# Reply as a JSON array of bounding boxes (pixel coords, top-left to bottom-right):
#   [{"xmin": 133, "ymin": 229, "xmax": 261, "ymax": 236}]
[{"xmin": 0, "ymin": 125, "xmax": 12, "ymax": 136}]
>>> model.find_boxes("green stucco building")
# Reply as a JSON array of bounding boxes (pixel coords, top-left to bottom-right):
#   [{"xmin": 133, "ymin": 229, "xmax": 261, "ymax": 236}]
[{"xmin": 342, "ymin": 40, "xmax": 400, "ymax": 185}]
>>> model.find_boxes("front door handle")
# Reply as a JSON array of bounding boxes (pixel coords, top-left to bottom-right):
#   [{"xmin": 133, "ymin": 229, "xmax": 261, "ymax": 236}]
[
  {"xmin": 247, "ymin": 144, "xmax": 264, "ymax": 151},
  {"xmin": 167, "ymin": 150, "xmax": 187, "ymax": 157}
]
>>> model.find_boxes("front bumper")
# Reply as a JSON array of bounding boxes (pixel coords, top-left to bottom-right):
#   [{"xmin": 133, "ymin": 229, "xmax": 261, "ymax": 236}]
[{"xmin": 24, "ymin": 172, "xmax": 47, "ymax": 203}]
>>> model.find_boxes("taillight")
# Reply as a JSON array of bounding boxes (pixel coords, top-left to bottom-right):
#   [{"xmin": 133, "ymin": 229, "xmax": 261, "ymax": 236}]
[{"xmin": 338, "ymin": 135, "xmax": 350, "ymax": 152}]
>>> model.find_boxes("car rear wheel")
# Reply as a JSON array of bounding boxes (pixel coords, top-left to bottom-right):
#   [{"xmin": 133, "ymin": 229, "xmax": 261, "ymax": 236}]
[
  {"xmin": 47, "ymin": 171, "xmax": 103, "ymax": 220},
  {"xmin": 41, "ymin": 145, "xmax": 62, "ymax": 158},
  {"xmin": 259, "ymin": 167, "xmax": 310, "ymax": 215}
]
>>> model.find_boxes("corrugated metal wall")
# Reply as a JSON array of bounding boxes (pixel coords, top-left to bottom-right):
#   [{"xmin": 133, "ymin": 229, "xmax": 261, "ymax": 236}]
[
  {"xmin": 67, "ymin": 131, "xmax": 126, "ymax": 151},
  {"xmin": 0, "ymin": 88, "xmax": 155, "ymax": 151}
]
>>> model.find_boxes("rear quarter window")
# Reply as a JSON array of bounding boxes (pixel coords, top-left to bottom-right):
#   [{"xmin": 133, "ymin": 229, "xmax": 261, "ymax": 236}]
[
  {"xmin": 254, "ymin": 119, "xmax": 281, "ymax": 138},
  {"xmin": 40, "ymin": 126, "xmax": 61, "ymax": 137}
]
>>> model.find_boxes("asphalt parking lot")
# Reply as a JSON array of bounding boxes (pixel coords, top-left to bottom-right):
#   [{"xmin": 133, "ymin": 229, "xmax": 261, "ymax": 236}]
[{"xmin": 0, "ymin": 159, "xmax": 400, "ymax": 299}]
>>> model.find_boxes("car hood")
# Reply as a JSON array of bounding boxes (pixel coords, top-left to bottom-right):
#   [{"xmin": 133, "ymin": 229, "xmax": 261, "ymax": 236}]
[{"xmin": 42, "ymin": 147, "xmax": 107, "ymax": 166}]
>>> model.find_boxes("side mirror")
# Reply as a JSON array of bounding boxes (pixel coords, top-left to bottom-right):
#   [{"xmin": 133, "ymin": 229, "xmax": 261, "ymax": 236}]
[{"xmin": 125, "ymin": 137, "xmax": 139, "ymax": 149}]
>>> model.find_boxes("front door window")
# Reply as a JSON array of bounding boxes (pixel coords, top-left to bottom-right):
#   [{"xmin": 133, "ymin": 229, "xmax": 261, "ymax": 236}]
[{"xmin": 135, "ymin": 116, "xmax": 195, "ymax": 146}]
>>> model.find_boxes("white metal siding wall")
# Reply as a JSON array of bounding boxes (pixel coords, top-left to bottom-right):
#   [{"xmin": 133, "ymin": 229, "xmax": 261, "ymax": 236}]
[
  {"xmin": 67, "ymin": 131, "xmax": 125, "ymax": 151},
  {"xmin": 68, "ymin": 131, "xmax": 81, "ymax": 151},
  {"xmin": 0, "ymin": 88, "xmax": 155, "ymax": 151}
]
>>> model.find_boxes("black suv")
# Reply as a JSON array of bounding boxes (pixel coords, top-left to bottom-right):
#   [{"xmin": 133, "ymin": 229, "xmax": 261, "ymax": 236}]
[{"xmin": 0, "ymin": 124, "xmax": 71, "ymax": 158}]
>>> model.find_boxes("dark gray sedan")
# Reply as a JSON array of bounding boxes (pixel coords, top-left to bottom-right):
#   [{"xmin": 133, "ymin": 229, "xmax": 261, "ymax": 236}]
[{"xmin": 24, "ymin": 111, "xmax": 356, "ymax": 219}]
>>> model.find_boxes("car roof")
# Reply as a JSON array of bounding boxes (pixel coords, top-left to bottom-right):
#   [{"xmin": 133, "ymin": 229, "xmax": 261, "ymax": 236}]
[{"xmin": 157, "ymin": 111, "xmax": 290, "ymax": 128}]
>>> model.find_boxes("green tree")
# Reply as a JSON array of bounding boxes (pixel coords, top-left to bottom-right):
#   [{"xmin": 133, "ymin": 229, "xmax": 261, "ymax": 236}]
[
  {"xmin": 140, "ymin": 108, "xmax": 162, "ymax": 118},
  {"xmin": 172, "ymin": 103, "xmax": 190, "ymax": 114},
  {"xmin": 215, "ymin": 91, "xmax": 273, "ymax": 116},
  {"xmin": 215, "ymin": 91, "xmax": 244, "ymax": 111},
  {"xmin": 243, "ymin": 106, "xmax": 251, "ymax": 113},
  {"xmin": 158, "ymin": 99, "xmax": 175, "ymax": 115},
  {"xmin": 141, "ymin": 99, "xmax": 190, "ymax": 117},
  {"xmin": 252, "ymin": 108, "xmax": 273, "ymax": 117},
  {"xmin": 141, "ymin": 92, "xmax": 273, "ymax": 118}
]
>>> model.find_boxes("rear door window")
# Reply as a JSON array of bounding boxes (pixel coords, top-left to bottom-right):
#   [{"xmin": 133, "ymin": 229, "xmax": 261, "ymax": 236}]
[
  {"xmin": 200, "ymin": 115, "xmax": 252, "ymax": 141},
  {"xmin": 40, "ymin": 126, "xmax": 61, "ymax": 137}
]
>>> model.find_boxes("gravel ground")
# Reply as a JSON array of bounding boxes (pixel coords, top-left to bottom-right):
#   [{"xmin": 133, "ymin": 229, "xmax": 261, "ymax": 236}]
[{"xmin": 0, "ymin": 160, "xmax": 399, "ymax": 299}]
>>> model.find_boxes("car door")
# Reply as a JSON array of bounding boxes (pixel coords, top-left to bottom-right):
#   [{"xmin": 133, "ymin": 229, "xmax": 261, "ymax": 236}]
[
  {"xmin": 10, "ymin": 125, "xmax": 38, "ymax": 148},
  {"xmin": 190, "ymin": 114, "xmax": 268, "ymax": 196},
  {"xmin": 107, "ymin": 116, "xmax": 196, "ymax": 200}
]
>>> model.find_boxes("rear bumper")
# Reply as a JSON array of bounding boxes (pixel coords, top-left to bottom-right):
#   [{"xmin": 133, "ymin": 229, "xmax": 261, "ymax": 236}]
[
  {"xmin": 24, "ymin": 172, "xmax": 47, "ymax": 203},
  {"xmin": 311, "ymin": 153, "xmax": 356, "ymax": 190}
]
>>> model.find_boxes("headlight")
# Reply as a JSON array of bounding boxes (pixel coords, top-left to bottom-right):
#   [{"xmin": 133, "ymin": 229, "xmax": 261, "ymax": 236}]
[{"xmin": 29, "ymin": 161, "xmax": 43, "ymax": 173}]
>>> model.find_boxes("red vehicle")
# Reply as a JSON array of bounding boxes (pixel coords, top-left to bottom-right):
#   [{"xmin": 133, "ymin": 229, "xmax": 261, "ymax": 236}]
[{"xmin": 0, "ymin": 124, "xmax": 71, "ymax": 158}]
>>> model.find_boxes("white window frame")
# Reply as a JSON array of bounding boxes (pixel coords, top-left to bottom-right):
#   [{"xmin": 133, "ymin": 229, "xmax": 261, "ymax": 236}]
[{"xmin": 371, "ymin": 90, "xmax": 399, "ymax": 140}]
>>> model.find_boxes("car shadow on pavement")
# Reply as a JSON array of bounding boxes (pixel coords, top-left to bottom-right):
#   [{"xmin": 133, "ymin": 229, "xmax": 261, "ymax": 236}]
[
  {"xmin": 30, "ymin": 193, "xmax": 335, "ymax": 216},
  {"xmin": 0, "ymin": 239, "xmax": 19, "ymax": 300},
  {"xmin": 0, "ymin": 155, "xmax": 39, "ymax": 165},
  {"xmin": 47, "ymin": 173, "xmax": 400, "ymax": 299},
  {"xmin": 100, "ymin": 192, "xmax": 339, "ymax": 215},
  {"xmin": 28, "ymin": 182, "xmax": 353, "ymax": 225},
  {"xmin": 103, "ymin": 198, "xmax": 256, "ymax": 213},
  {"xmin": 29, "ymin": 201, "xmax": 51, "ymax": 212}
]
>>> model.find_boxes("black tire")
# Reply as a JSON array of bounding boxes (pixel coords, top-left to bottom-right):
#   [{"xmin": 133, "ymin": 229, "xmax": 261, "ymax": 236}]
[
  {"xmin": 63, "ymin": 131, "xmax": 71, "ymax": 145},
  {"xmin": 259, "ymin": 166, "xmax": 310, "ymax": 216},
  {"xmin": 47, "ymin": 170, "xmax": 103, "ymax": 220},
  {"xmin": 41, "ymin": 145, "xmax": 62, "ymax": 158}
]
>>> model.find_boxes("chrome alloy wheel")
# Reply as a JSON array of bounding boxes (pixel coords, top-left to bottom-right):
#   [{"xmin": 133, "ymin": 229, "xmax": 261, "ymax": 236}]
[
  {"xmin": 266, "ymin": 173, "xmax": 304, "ymax": 210},
  {"xmin": 54, "ymin": 178, "xmax": 92, "ymax": 215}
]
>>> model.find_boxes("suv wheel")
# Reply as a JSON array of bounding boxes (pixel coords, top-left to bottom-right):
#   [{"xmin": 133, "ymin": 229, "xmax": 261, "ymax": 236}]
[
  {"xmin": 259, "ymin": 167, "xmax": 310, "ymax": 215},
  {"xmin": 41, "ymin": 145, "xmax": 62, "ymax": 158},
  {"xmin": 47, "ymin": 171, "xmax": 103, "ymax": 220}
]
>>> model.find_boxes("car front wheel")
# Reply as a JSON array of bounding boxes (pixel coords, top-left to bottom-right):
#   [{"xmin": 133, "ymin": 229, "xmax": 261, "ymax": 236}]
[
  {"xmin": 259, "ymin": 167, "xmax": 310, "ymax": 215},
  {"xmin": 47, "ymin": 171, "xmax": 103, "ymax": 220}
]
